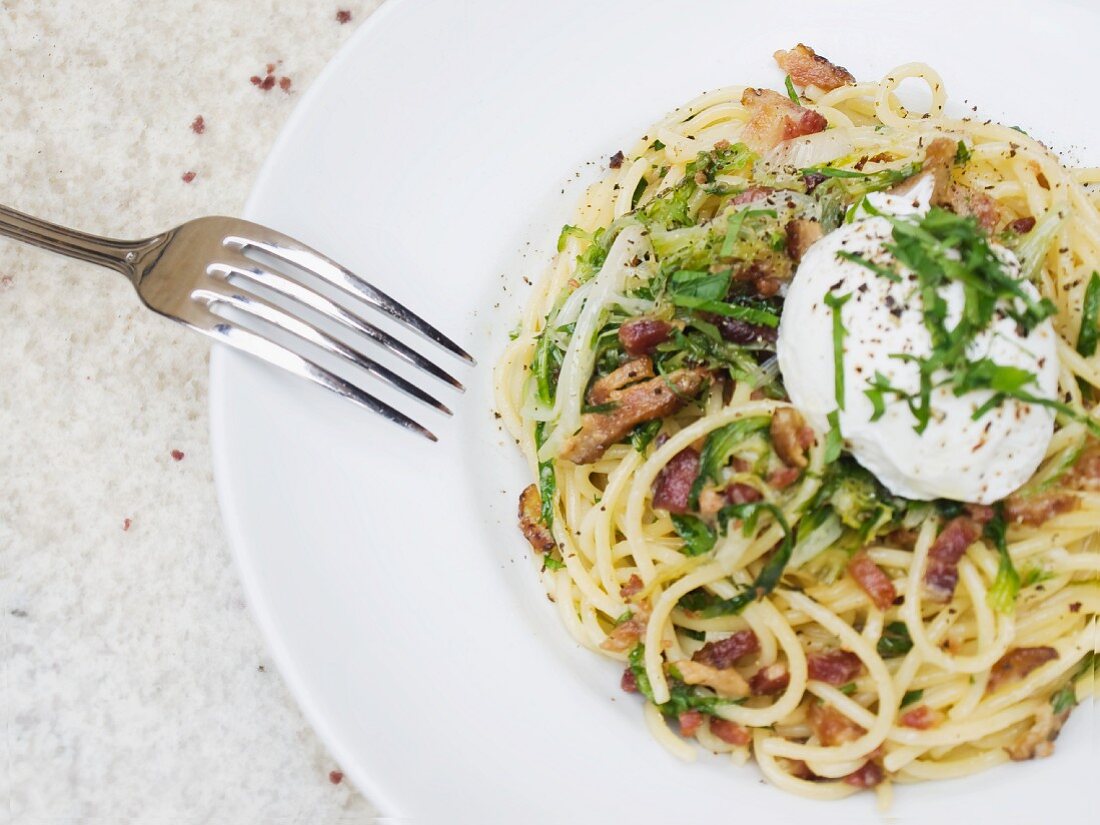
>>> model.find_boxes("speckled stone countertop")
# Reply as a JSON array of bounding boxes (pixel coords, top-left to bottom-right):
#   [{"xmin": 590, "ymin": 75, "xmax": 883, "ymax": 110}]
[{"xmin": 2, "ymin": 2, "xmax": 381, "ymax": 821}]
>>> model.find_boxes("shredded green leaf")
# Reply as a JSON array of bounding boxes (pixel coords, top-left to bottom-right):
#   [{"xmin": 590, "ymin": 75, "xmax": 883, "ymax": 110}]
[
  {"xmin": 1077, "ymin": 271, "xmax": 1100, "ymax": 357},
  {"xmin": 824, "ymin": 410, "xmax": 843, "ymax": 464},
  {"xmin": 535, "ymin": 422, "xmax": 557, "ymax": 529},
  {"xmin": 900, "ymin": 688, "xmax": 924, "ymax": 707},
  {"xmin": 689, "ymin": 417, "xmax": 772, "ymax": 506},
  {"xmin": 628, "ymin": 645, "xmax": 738, "ymax": 716},
  {"xmin": 784, "ymin": 74, "xmax": 800, "ymax": 104},
  {"xmin": 824, "ymin": 291, "xmax": 851, "ymax": 410},
  {"xmin": 877, "ymin": 622, "xmax": 913, "ymax": 657},
  {"xmin": 984, "ymin": 505, "xmax": 1020, "ymax": 614},
  {"xmin": 671, "ymin": 514, "xmax": 717, "ymax": 556}
]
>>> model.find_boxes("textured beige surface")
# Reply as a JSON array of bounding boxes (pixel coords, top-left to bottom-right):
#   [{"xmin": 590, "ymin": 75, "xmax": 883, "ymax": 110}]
[{"xmin": 2, "ymin": 1, "xmax": 382, "ymax": 821}]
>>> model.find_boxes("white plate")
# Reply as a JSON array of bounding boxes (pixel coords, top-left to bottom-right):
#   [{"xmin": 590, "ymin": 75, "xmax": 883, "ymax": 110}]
[{"xmin": 211, "ymin": 1, "xmax": 1098, "ymax": 821}]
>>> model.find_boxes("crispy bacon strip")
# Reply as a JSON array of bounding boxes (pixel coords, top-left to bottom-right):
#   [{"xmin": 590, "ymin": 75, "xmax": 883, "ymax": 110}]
[
  {"xmin": 770, "ymin": 407, "xmax": 813, "ymax": 469},
  {"xmin": 710, "ymin": 718, "xmax": 751, "ymax": 746},
  {"xmin": 900, "ymin": 705, "xmax": 944, "ymax": 730},
  {"xmin": 518, "ymin": 484, "xmax": 554, "ymax": 552},
  {"xmin": 807, "ymin": 650, "xmax": 863, "ymax": 685},
  {"xmin": 618, "ymin": 318, "xmax": 672, "ymax": 357},
  {"xmin": 750, "ymin": 663, "xmax": 790, "ymax": 696},
  {"xmin": 561, "ymin": 369, "xmax": 710, "ymax": 464},
  {"xmin": 923, "ymin": 516, "xmax": 981, "ymax": 602},
  {"xmin": 1004, "ymin": 492, "xmax": 1079, "ymax": 526},
  {"xmin": 1068, "ymin": 444, "xmax": 1100, "ymax": 489},
  {"xmin": 904, "ymin": 137, "xmax": 1000, "ymax": 230},
  {"xmin": 1006, "ymin": 703, "xmax": 1071, "ymax": 760},
  {"xmin": 678, "ymin": 710, "xmax": 704, "ymax": 738},
  {"xmin": 740, "ymin": 88, "xmax": 827, "ymax": 153},
  {"xmin": 847, "ymin": 550, "xmax": 897, "ymax": 611},
  {"xmin": 730, "ymin": 185, "xmax": 774, "ymax": 205},
  {"xmin": 676, "ymin": 660, "xmax": 750, "ymax": 698},
  {"xmin": 588, "ymin": 357, "xmax": 655, "ymax": 405},
  {"xmin": 808, "ymin": 703, "xmax": 864, "ymax": 746},
  {"xmin": 692, "ymin": 629, "xmax": 760, "ymax": 669},
  {"xmin": 601, "ymin": 604, "xmax": 651, "ymax": 653},
  {"xmin": 774, "ymin": 44, "xmax": 855, "ymax": 92},
  {"xmin": 987, "ymin": 647, "xmax": 1058, "ymax": 694},
  {"xmin": 843, "ymin": 760, "xmax": 885, "ymax": 789},
  {"xmin": 786, "ymin": 219, "xmax": 824, "ymax": 263},
  {"xmin": 767, "ymin": 465, "xmax": 802, "ymax": 490},
  {"xmin": 619, "ymin": 574, "xmax": 644, "ymax": 600},
  {"xmin": 652, "ymin": 448, "xmax": 701, "ymax": 514}
]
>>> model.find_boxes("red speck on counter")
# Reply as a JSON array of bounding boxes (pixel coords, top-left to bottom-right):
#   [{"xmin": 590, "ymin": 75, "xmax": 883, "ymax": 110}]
[
  {"xmin": 336, "ymin": 9, "xmax": 351, "ymax": 23},
  {"xmin": 171, "ymin": 449, "xmax": 185, "ymax": 461},
  {"xmin": 279, "ymin": 76, "xmax": 292, "ymax": 92},
  {"xmin": 328, "ymin": 770, "xmax": 343, "ymax": 784},
  {"xmin": 123, "ymin": 518, "xmax": 132, "ymax": 531},
  {"xmin": 190, "ymin": 115, "xmax": 205, "ymax": 134},
  {"xmin": 0, "ymin": 275, "xmax": 13, "ymax": 290},
  {"xmin": 181, "ymin": 171, "xmax": 196, "ymax": 183}
]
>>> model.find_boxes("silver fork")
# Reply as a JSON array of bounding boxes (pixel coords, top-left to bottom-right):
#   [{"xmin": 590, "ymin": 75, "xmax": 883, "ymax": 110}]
[{"xmin": 0, "ymin": 206, "xmax": 474, "ymax": 441}]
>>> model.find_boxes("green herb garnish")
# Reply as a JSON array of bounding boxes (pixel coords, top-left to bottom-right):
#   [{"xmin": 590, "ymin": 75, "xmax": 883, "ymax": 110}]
[
  {"xmin": 824, "ymin": 291, "xmax": 851, "ymax": 410},
  {"xmin": 671, "ymin": 514, "xmax": 717, "ymax": 556},
  {"xmin": 824, "ymin": 410, "xmax": 843, "ymax": 464},
  {"xmin": 900, "ymin": 688, "xmax": 924, "ymax": 707},
  {"xmin": 784, "ymin": 74, "xmax": 800, "ymax": 104},
  {"xmin": 689, "ymin": 416, "xmax": 771, "ymax": 506},
  {"xmin": 1077, "ymin": 271, "xmax": 1100, "ymax": 357},
  {"xmin": 877, "ymin": 621, "xmax": 913, "ymax": 657},
  {"xmin": 984, "ymin": 504, "xmax": 1020, "ymax": 614}
]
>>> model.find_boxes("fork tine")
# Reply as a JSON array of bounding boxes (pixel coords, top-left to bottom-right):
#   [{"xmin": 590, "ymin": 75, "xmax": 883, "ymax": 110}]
[
  {"xmin": 203, "ymin": 321, "xmax": 436, "ymax": 441},
  {"xmin": 225, "ymin": 235, "xmax": 476, "ymax": 365},
  {"xmin": 193, "ymin": 287, "xmax": 451, "ymax": 415},
  {"xmin": 209, "ymin": 260, "xmax": 464, "ymax": 390}
]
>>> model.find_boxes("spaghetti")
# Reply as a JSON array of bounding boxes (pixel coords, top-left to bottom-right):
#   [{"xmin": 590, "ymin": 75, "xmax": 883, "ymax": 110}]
[{"xmin": 495, "ymin": 46, "xmax": 1098, "ymax": 801}]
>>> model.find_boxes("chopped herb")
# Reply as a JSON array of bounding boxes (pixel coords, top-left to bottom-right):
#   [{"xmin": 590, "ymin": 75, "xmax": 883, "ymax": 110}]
[
  {"xmin": 838, "ymin": 682, "xmax": 857, "ymax": 695},
  {"xmin": 836, "ymin": 249, "xmax": 901, "ymax": 282},
  {"xmin": 824, "ymin": 291, "xmax": 851, "ymax": 410},
  {"xmin": 535, "ymin": 422, "xmax": 557, "ymax": 529},
  {"xmin": 824, "ymin": 410, "xmax": 843, "ymax": 463},
  {"xmin": 1077, "ymin": 271, "xmax": 1100, "ymax": 357},
  {"xmin": 631, "ymin": 419, "xmax": 662, "ymax": 453},
  {"xmin": 900, "ymin": 688, "xmax": 924, "ymax": 707},
  {"xmin": 954, "ymin": 140, "xmax": 971, "ymax": 164},
  {"xmin": 671, "ymin": 514, "xmax": 717, "ymax": 556},
  {"xmin": 720, "ymin": 208, "xmax": 778, "ymax": 258},
  {"xmin": 541, "ymin": 554, "xmax": 565, "ymax": 572},
  {"xmin": 627, "ymin": 645, "xmax": 738, "ymax": 716},
  {"xmin": 682, "ymin": 628, "xmax": 707, "ymax": 642},
  {"xmin": 556, "ymin": 224, "xmax": 590, "ymax": 252},
  {"xmin": 877, "ymin": 621, "xmax": 913, "ymax": 657},
  {"xmin": 984, "ymin": 505, "xmax": 1020, "ymax": 614},
  {"xmin": 784, "ymin": 74, "xmax": 800, "ymax": 104},
  {"xmin": 693, "ymin": 502, "xmax": 794, "ymax": 616},
  {"xmin": 1050, "ymin": 684, "xmax": 1076, "ymax": 715},
  {"xmin": 689, "ymin": 416, "xmax": 772, "ymax": 506},
  {"xmin": 650, "ymin": 138, "xmax": 666, "ymax": 151},
  {"xmin": 631, "ymin": 177, "xmax": 649, "ymax": 211}
]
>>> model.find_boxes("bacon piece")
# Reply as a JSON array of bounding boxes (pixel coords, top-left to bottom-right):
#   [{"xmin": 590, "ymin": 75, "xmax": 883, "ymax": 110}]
[
  {"xmin": 676, "ymin": 660, "xmax": 750, "ymax": 698},
  {"xmin": 886, "ymin": 528, "xmax": 918, "ymax": 551},
  {"xmin": 844, "ymin": 760, "xmax": 885, "ymax": 789},
  {"xmin": 609, "ymin": 150, "xmax": 625, "ymax": 169},
  {"xmin": 774, "ymin": 44, "xmax": 855, "ymax": 92},
  {"xmin": 621, "ymin": 667, "xmax": 638, "ymax": 693},
  {"xmin": 561, "ymin": 369, "xmax": 710, "ymax": 464},
  {"xmin": 807, "ymin": 650, "xmax": 863, "ymax": 685},
  {"xmin": 1068, "ymin": 444, "xmax": 1100, "ymax": 489},
  {"xmin": 923, "ymin": 516, "xmax": 981, "ymax": 601},
  {"xmin": 1004, "ymin": 492, "xmax": 1079, "ymax": 526},
  {"xmin": 767, "ymin": 466, "xmax": 802, "ymax": 490},
  {"xmin": 619, "ymin": 574, "xmax": 644, "ymax": 600},
  {"xmin": 786, "ymin": 219, "xmax": 824, "ymax": 263},
  {"xmin": 847, "ymin": 550, "xmax": 897, "ymax": 611},
  {"xmin": 679, "ymin": 710, "xmax": 704, "ymax": 738},
  {"xmin": 601, "ymin": 604, "xmax": 651, "ymax": 653},
  {"xmin": 725, "ymin": 483, "xmax": 763, "ymax": 505},
  {"xmin": 1006, "ymin": 703, "xmax": 1070, "ymax": 760},
  {"xmin": 588, "ymin": 357, "xmax": 655, "ymax": 405},
  {"xmin": 771, "ymin": 408, "xmax": 813, "ymax": 469},
  {"xmin": 808, "ymin": 703, "xmax": 864, "ymax": 746},
  {"xmin": 618, "ymin": 318, "xmax": 672, "ymax": 356},
  {"xmin": 652, "ymin": 448, "xmax": 701, "ymax": 514},
  {"xmin": 750, "ymin": 663, "xmax": 790, "ymax": 696},
  {"xmin": 692, "ymin": 629, "xmax": 760, "ymax": 669},
  {"xmin": 518, "ymin": 484, "xmax": 555, "ymax": 552},
  {"xmin": 710, "ymin": 315, "xmax": 777, "ymax": 345},
  {"xmin": 919, "ymin": 137, "xmax": 957, "ymax": 201},
  {"xmin": 943, "ymin": 183, "xmax": 1001, "ymax": 232},
  {"xmin": 900, "ymin": 705, "xmax": 944, "ymax": 730},
  {"xmin": 730, "ymin": 186, "xmax": 775, "ymax": 205},
  {"xmin": 740, "ymin": 88, "xmax": 827, "ymax": 153},
  {"xmin": 710, "ymin": 718, "xmax": 751, "ymax": 746},
  {"xmin": 964, "ymin": 503, "xmax": 995, "ymax": 524},
  {"xmin": 987, "ymin": 647, "xmax": 1058, "ymax": 693}
]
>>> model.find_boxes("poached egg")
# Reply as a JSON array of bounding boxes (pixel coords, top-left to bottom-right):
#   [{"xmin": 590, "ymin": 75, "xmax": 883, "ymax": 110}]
[{"xmin": 776, "ymin": 178, "xmax": 1059, "ymax": 504}]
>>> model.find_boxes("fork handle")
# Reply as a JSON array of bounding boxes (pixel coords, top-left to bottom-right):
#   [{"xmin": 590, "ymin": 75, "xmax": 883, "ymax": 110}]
[{"xmin": 0, "ymin": 203, "xmax": 151, "ymax": 278}]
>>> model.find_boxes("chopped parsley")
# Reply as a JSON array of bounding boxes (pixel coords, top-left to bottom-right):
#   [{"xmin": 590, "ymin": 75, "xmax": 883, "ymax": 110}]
[
  {"xmin": 877, "ymin": 621, "xmax": 913, "ymax": 657},
  {"xmin": 535, "ymin": 422, "xmax": 557, "ymax": 529},
  {"xmin": 1077, "ymin": 271, "xmax": 1100, "ymax": 357},
  {"xmin": 784, "ymin": 74, "xmax": 800, "ymax": 104},
  {"xmin": 984, "ymin": 504, "xmax": 1020, "ymax": 614},
  {"xmin": 900, "ymin": 688, "xmax": 924, "ymax": 707}
]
